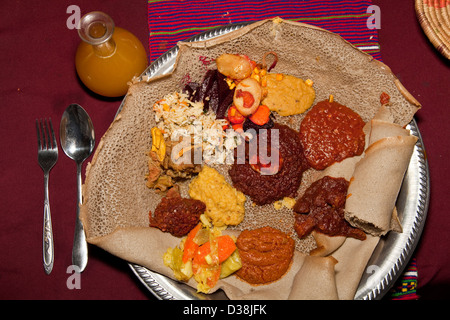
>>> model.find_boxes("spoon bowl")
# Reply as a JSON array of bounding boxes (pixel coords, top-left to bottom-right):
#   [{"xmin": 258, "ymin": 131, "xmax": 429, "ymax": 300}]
[
  {"xmin": 60, "ymin": 105, "xmax": 95, "ymax": 163},
  {"xmin": 60, "ymin": 103, "xmax": 95, "ymax": 272}
]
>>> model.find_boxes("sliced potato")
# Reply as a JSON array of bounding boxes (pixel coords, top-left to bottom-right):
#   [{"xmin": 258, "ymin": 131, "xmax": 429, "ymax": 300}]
[
  {"xmin": 233, "ymin": 78, "xmax": 262, "ymax": 116},
  {"xmin": 216, "ymin": 53, "xmax": 253, "ymax": 80}
]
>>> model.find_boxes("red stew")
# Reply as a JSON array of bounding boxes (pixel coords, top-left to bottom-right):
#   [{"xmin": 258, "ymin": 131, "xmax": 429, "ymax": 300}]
[
  {"xmin": 229, "ymin": 123, "xmax": 309, "ymax": 205},
  {"xmin": 293, "ymin": 176, "xmax": 366, "ymax": 241},
  {"xmin": 149, "ymin": 190, "xmax": 205, "ymax": 237},
  {"xmin": 235, "ymin": 89, "xmax": 255, "ymax": 109},
  {"xmin": 300, "ymin": 100, "xmax": 365, "ymax": 170},
  {"xmin": 380, "ymin": 92, "xmax": 390, "ymax": 105}
]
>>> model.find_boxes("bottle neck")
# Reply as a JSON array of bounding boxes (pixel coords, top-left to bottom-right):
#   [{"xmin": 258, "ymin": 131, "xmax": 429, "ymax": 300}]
[
  {"xmin": 78, "ymin": 12, "xmax": 116, "ymax": 58},
  {"xmin": 92, "ymin": 39, "xmax": 116, "ymax": 57}
]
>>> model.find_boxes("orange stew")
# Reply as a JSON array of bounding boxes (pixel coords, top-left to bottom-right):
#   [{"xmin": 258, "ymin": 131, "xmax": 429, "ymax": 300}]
[
  {"xmin": 236, "ymin": 226, "xmax": 295, "ymax": 284},
  {"xmin": 300, "ymin": 100, "xmax": 365, "ymax": 170}
]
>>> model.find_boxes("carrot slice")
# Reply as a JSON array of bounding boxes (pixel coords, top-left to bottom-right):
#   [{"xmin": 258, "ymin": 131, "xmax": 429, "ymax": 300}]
[
  {"xmin": 206, "ymin": 266, "xmax": 221, "ymax": 289},
  {"xmin": 227, "ymin": 105, "xmax": 245, "ymax": 124},
  {"xmin": 232, "ymin": 122, "xmax": 244, "ymax": 133},
  {"xmin": 182, "ymin": 223, "xmax": 202, "ymax": 263},
  {"xmin": 249, "ymin": 105, "xmax": 270, "ymax": 125},
  {"xmin": 193, "ymin": 235, "xmax": 237, "ymax": 266}
]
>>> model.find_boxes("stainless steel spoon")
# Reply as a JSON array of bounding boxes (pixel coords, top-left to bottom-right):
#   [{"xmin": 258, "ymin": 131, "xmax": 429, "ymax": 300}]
[{"xmin": 60, "ymin": 104, "xmax": 95, "ymax": 272}]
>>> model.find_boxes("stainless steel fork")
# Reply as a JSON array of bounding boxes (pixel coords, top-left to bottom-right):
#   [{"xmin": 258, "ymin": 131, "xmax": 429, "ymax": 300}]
[{"xmin": 36, "ymin": 118, "xmax": 58, "ymax": 274}]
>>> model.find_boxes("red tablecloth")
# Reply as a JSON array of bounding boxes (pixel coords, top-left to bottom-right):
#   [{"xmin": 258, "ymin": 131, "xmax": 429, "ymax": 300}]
[{"xmin": 1, "ymin": 0, "xmax": 449, "ymax": 300}]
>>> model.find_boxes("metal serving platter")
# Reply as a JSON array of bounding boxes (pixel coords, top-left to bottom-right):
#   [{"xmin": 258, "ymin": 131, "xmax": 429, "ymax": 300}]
[{"xmin": 126, "ymin": 23, "xmax": 430, "ymax": 300}]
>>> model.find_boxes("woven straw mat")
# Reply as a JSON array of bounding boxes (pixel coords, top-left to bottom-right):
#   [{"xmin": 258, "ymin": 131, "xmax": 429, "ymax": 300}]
[{"xmin": 416, "ymin": 0, "xmax": 450, "ymax": 59}]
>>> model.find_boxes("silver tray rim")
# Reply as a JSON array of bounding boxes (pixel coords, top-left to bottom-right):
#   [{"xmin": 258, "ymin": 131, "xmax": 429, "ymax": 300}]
[{"xmin": 124, "ymin": 22, "xmax": 430, "ymax": 300}]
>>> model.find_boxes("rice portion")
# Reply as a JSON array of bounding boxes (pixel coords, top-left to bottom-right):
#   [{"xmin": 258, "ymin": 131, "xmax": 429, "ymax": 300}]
[{"xmin": 152, "ymin": 91, "xmax": 242, "ymax": 164}]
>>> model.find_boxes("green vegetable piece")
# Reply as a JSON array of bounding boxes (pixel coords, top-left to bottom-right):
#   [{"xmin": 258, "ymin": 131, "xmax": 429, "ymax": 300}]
[{"xmin": 219, "ymin": 250, "xmax": 242, "ymax": 279}]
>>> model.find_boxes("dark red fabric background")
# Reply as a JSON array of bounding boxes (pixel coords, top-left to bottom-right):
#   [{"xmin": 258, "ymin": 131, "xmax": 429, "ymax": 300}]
[{"xmin": 0, "ymin": 0, "xmax": 448, "ymax": 300}]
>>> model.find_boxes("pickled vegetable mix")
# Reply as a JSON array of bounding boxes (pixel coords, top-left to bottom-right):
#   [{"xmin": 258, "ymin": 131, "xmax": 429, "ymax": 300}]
[{"xmin": 163, "ymin": 216, "xmax": 242, "ymax": 293}]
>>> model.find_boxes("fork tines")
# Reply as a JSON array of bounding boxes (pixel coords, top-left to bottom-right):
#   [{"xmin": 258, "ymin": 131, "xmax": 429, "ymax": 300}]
[{"xmin": 36, "ymin": 118, "xmax": 57, "ymax": 150}]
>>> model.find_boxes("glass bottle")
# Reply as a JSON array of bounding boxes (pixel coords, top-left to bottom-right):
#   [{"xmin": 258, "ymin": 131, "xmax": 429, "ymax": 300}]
[{"xmin": 75, "ymin": 11, "xmax": 148, "ymax": 97}]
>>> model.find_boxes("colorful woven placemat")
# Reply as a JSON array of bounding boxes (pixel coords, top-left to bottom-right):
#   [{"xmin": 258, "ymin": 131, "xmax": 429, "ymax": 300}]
[
  {"xmin": 147, "ymin": 0, "xmax": 418, "ymax": 300},
  {"xmin": 147, "ymin": 0, "xmax": 381, "ymax": 61},
  {"xmin": 389, "ymin": 258, "xmax": 420, "ymax": 300}
]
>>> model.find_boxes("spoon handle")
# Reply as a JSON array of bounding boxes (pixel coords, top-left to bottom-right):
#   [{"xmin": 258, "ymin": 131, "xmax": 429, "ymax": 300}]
[{"xmin": 72, "ymin": 162, "xmax": 88, "ymax": 272}]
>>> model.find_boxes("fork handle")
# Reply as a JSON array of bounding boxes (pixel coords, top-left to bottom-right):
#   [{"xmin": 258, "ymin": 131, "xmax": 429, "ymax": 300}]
[{"xmin": 43, "ymin": 173, "xmax": 54, "ymax": 275}]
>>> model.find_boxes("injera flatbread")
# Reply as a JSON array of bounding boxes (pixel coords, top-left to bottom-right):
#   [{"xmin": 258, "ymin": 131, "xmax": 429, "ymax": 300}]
[
  {"xmin": 345, "ymin": 134, "xmax": 418, "ymax": 236},
  {"xmin": 80, "ymin": 18, "xmax": 421, "ymax": 300}
]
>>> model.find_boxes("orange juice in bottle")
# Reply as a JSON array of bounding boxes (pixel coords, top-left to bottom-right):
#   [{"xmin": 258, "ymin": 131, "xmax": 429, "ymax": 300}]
[{"xmin": 75, "ymin": 11, "xmax": 148, "ymax": 97}]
